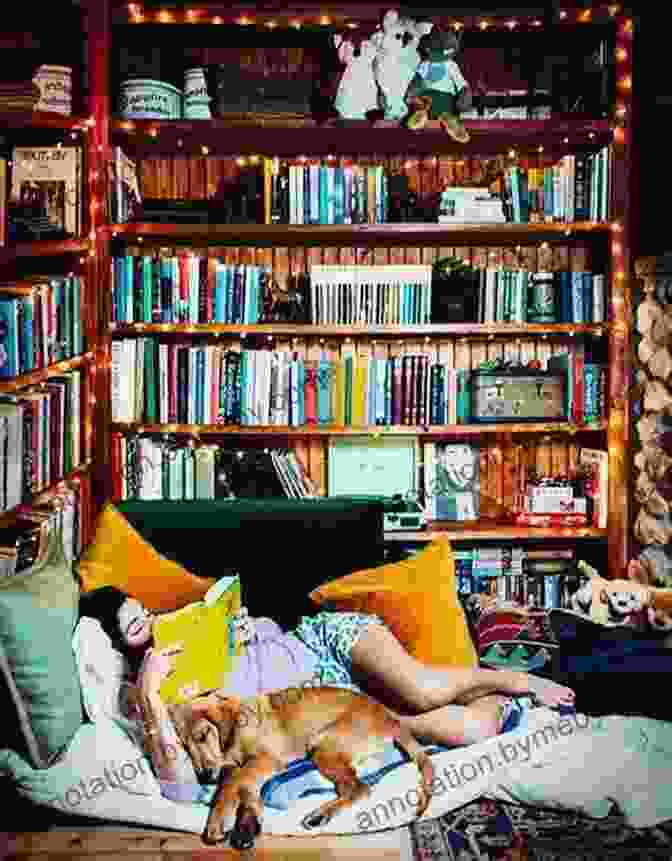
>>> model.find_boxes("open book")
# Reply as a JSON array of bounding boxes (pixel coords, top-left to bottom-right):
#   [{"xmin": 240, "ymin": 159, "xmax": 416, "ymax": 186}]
[{"xmin": 152, "ymin": 575, "xmax": 242, "ymax": 704}]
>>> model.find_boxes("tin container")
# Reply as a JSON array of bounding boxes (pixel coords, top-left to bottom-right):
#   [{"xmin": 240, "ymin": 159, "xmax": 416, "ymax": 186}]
[
  {"xmin": 471, "ymin": 370, "xmax": 566, "ymax": 422},
  {"xmin": 119, "ymin": 78, "xmax": 182, "ymax": 119},
  {"xmin": 183, "ymin": 68, "xmax": 212, "ymax": 119},
  {"xmin": 32, "ymin": 65, "xmax": 72, "ymax": 115}
]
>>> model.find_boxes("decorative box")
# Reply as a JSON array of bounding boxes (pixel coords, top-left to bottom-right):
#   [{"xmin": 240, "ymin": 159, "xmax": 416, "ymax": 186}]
[{"xmin": 471, "ymin": 369, "xmax": 566, "ymax": 422}]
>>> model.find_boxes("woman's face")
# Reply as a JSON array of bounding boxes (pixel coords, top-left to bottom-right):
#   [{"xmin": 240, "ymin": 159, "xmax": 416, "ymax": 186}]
[{"xmin": 117, "ymin": 597, "xmax": 154, "ymax": 649}]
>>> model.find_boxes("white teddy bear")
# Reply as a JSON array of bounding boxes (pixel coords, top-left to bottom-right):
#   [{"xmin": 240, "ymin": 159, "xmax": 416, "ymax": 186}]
[
  {"xmin": 371, "ymin": 9, "xmax": 433, "ymax": 121},
  {"xmin": 333, "ymin": 35, "xmax": 378, "ymax": 120}
]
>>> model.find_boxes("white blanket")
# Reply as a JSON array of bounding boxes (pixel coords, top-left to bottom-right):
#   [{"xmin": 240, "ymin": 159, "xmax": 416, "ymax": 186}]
[{"xmin": 2, "ymin": 618, "xmax": 672, "ymax": 836}]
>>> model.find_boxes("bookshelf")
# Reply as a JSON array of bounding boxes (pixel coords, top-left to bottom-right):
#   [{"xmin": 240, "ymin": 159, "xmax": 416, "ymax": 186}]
[
  {"xmin": 80, "ymin": 1, "xmax": 636, "ymax": 581},
  {"xmin": 0, "ymin": 2, "xmax": 97, "ymax": 547}
]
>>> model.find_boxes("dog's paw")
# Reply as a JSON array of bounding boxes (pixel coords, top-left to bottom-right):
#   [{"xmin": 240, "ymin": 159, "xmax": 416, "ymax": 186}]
[
  {"xmin": 302, "ymin": 810, "xmax": 330, "ymax": 830},
  {"xmin": 203, "ymin": 812, "xmax": 235, "ymax": 845},
  {"xmin": 202, "ymin": 824, "xmax": 230, "ymax": 846}
]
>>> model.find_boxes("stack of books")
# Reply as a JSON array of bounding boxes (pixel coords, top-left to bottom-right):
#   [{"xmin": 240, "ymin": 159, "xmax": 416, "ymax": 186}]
[
  {"xmin": 438, "ymin": 187, "xmax": 506, "ymax": 224},
  {"xmin": 454, "ymin": 546, "xmax": 580, "ymax": 609}
]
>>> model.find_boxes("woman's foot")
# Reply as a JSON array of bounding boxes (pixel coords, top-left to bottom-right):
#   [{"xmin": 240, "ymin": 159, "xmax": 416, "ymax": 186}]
[{"xmin": 524, "ymin": 674, "xmax": 575, "ymax": 708}]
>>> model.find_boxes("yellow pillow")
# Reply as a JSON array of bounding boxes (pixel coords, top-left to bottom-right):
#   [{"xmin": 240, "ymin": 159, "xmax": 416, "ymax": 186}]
[
  {"xmin": 309, "ymin": 537, "xmax": 478, "ymax": 668},
  {"xmin": 78, "ymin": 503, "xmax": 216, "ymax": 611}
]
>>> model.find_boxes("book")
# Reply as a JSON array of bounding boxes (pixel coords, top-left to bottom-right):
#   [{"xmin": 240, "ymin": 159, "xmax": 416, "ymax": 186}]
[
  {"xmin": 10, "ymin": 146, "xmax": 82, "ymax": 237},
  {"xmin": 424, "ymin": 442, "xmax": 480, "ymax": 521},
  {"xmin": 152, "ymin": 574, "xmax": 242, "ymax": 705},
  {"xmin": 578, "ymin": 447, "xmax": 608, "ymax": 528}
]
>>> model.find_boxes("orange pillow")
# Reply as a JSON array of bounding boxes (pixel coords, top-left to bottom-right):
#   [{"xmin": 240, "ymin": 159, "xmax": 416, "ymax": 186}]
[
  {"xmin": 78, "ymin": 503, "xmax": 216, "ymax": 611},
  {"xmin": 309, "ymin": 536, "xmax": 478, "ymax": 668}
]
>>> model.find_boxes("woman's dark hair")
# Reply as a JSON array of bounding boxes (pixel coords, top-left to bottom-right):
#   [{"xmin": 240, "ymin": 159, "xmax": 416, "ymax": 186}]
[{"xmin": 78, "ymin": 586, "xmax": 130, "ymax": 654}]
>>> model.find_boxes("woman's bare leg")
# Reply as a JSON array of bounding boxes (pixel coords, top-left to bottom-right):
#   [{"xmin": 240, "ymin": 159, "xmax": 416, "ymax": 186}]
[
  {"xmin": 399, "ymin": 695, "xmax": 511, "ymax": 747},
  {"xmin": 350, "ymin": 623, "xmax": 574, "ymax": 715}
]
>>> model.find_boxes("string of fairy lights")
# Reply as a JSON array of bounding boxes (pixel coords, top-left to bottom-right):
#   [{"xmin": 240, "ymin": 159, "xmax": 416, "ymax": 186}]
[
  {"xmin": 10, "ymin": 4, "xmax": 631, "ymax": 471},
  {"xmin": 124, "ymin": 3, "xmax": 627, "ymax": 30}
]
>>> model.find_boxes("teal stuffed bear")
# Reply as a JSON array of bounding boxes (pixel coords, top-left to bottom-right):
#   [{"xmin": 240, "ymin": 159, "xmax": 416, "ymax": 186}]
[{"xmin": 406, "ymin": 28, "xmax": 473, "ymax": 143}]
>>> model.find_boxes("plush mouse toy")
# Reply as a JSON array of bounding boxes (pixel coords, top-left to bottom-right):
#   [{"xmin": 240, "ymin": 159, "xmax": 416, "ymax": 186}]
[
  {"xmin": 405, "ymin": 27, "xmax": 473, "ymax": 143},
  {"xmin": 370, "ymin": 9, "xmax": 433, "ymax": 121},
  {"xmin": 333, "ymin": 35, "xmax": 379, "ymax": 120}
]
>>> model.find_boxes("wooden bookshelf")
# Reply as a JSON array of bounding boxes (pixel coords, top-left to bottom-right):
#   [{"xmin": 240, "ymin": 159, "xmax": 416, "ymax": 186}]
[
  {"xmin": 91, "ymin": 0, "xmax": 637, "ymax": 581},
  {"xmin": 0, "ymin": 5, "xmax": 97, "ymax": 533},
  {"xmin": 110, "ymin": 116, "xmax": 613, "ymax": 157},
  {"xmin": 107, "ymin": 221, "xmax": 612, "ymax": 245},
  {"xmin": 111, "ymin": 421, "xmax": 607, "ymax": 436},
  {"xmin": 0, "ymin": 239, "xmax": 90, "ymax": 266},
  {"xmin": 0, "ymin": 111, "xmax": 91, "ymax": 132},
  {"xmin": 387, "ymin": 524, "xmax": 608, "ymax": 542},
  {"xmin": 0, "ymin": 352, "xmax": 95, "ymax": 394},
  {"xmin": 109, "ymin": 322, "xmax": 608, "ymax": 337}
]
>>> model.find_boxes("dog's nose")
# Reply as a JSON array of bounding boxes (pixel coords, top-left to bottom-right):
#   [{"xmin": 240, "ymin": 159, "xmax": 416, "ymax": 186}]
[{"xmin": 200, "ymin": 767, "xmax": 218, "ymax": 783}]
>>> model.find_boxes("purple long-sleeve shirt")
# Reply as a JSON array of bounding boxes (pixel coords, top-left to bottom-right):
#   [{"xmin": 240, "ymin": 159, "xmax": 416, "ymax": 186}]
[{"xmin": 156, "ymin": 618, "xmax": 320, "ymax": 803}]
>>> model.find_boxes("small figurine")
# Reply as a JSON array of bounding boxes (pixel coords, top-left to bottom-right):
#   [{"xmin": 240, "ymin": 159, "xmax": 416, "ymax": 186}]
[
  {"xmin": 406, "ymin": 27, "xmax": 473, "ymax": 143},
  {"xmin": 370, "ymin": 9, "xmax": 433, "ymax": 121},
  {"xmin": 333, "ymin": 35, "xmax": 378, "ymax": 120}
]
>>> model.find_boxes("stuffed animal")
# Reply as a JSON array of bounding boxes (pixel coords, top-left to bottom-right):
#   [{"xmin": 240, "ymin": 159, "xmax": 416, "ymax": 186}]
[
  {"xmin": 370, "ymin": 9, "xmax": 433, "ymax": 121},
  {"xmin": 570, "ymin": 560, "xmax": 647, "ymax": 628},
  {"xmin": 627, "ymin": 556, "xmax": 672, "ymax": 639},
  {"xmin": 405, "ymin": 27, "xmax": 473, "ymax": 143},
  {"xmin": 333, "ymin": 35, "xmax": 378, "ymax": 120}
]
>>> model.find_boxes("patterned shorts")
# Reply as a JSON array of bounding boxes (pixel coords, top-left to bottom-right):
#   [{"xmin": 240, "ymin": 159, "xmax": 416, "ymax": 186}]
[{"xmin": 292, "ymin": 611, "xmax": 386, "ymax": 693}]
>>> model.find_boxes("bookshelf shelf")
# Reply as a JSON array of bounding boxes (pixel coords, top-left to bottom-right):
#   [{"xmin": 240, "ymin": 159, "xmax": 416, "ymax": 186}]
[
  {"xmin": 0, "ymin": 240, "xmax": 91, "ymax": 266},
  {"xmin": 0, "ymin": 460, "xmax": 95, "ymax": 523},
  {"xmin": 109, "ymin": 117, "xmax": 613, "ymax": 157},
  {"xmin": 0, "ymin": 353, "xmax": 95, "ymax": 394},
  {"xmin": 387, "ymin": 525, "xmax": 608, "ymax": 542},
  {"xmin": 109, "ymin": 322, "xmax": 609, "ymax": 338},
  {"xmin": 110, "ymin": 421, "xmax": 607, "ymax": 436},
  {"xmin": 107, "ymin": 222, "xmax": 612, "ymax": 246},
  {"xmin": 0, "ymin": 111, "xmax": 91, "ymax": 133}
]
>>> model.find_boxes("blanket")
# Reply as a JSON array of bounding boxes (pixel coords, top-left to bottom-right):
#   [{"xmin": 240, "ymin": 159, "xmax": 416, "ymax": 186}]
[{"xmin": 2, "ymin": 618, "xmax": 672, "ymax": 836}]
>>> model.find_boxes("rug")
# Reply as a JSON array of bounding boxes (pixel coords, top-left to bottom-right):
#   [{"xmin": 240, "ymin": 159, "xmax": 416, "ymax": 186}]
[{"xmin": 409, "ymin": 798, "xmax": 672, "ymax": 860}]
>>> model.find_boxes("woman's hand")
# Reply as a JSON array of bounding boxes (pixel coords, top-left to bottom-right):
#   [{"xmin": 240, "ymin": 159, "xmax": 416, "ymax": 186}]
[
  {"xmin": 138, "ymin": 643, "xmax": 184, "ymax": 695},
  {"xmin": 233, "ymin": 606, "xmax": 256, "ymax": 646}
]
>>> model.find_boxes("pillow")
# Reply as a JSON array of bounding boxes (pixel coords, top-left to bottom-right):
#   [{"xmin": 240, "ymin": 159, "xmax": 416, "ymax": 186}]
[
  {"xmin": 78, "ymin": 503, "xmax": 216, "ymax": 611},
  {"xmin": 309, "ymin": 537, "xmax": 478, "ymax": 668},
  {"xmin": 0, "ymin": 519, "xmax": 82, "ymax": 769}
]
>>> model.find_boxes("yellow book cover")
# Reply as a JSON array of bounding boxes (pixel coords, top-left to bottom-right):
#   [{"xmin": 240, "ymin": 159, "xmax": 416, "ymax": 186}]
[
  {"xmin": 152, "ymin": 574, "xmax": 242, "ymax": 704},
  {"xmin": 352, "ymin": 355, "xmax": 368, "ymax": 427},
  {"xmin": 334, "ymin": 358, "xmax": 345, "ymax": 426}
]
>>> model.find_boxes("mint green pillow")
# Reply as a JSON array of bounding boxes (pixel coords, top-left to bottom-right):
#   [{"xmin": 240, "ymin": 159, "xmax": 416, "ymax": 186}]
[{"xmin": 0, "ymin": 521, "xmax": 83, "ymax": 768}]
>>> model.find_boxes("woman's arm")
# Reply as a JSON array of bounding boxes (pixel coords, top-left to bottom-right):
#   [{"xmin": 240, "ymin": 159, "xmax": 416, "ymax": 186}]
[{"xmin": 137, "ymin": 645, "xmax": 201, "ymax": 803}]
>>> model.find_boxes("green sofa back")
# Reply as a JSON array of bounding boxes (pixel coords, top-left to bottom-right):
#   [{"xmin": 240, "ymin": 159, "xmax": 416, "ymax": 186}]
[{"xmin": 115, "ymin": 497, "xmax": 386, "ymax": 630}]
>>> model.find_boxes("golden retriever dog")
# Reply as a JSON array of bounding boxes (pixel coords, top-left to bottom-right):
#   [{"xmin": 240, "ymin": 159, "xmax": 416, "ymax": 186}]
[{"xmin": 168, "ymin": 685, "xmax": 434, "ymax": 849}]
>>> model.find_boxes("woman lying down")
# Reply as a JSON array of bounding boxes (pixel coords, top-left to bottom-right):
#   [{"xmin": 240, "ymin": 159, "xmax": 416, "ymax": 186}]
[{"xmin": 79, "ymin": 587, "xmax": 574, "ymax": 803}]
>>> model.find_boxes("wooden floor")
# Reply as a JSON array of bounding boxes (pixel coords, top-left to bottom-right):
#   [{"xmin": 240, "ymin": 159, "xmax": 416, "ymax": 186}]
[{"xmin": 3, "ymin": 828, "xmax": 413, "ymax": 860}]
